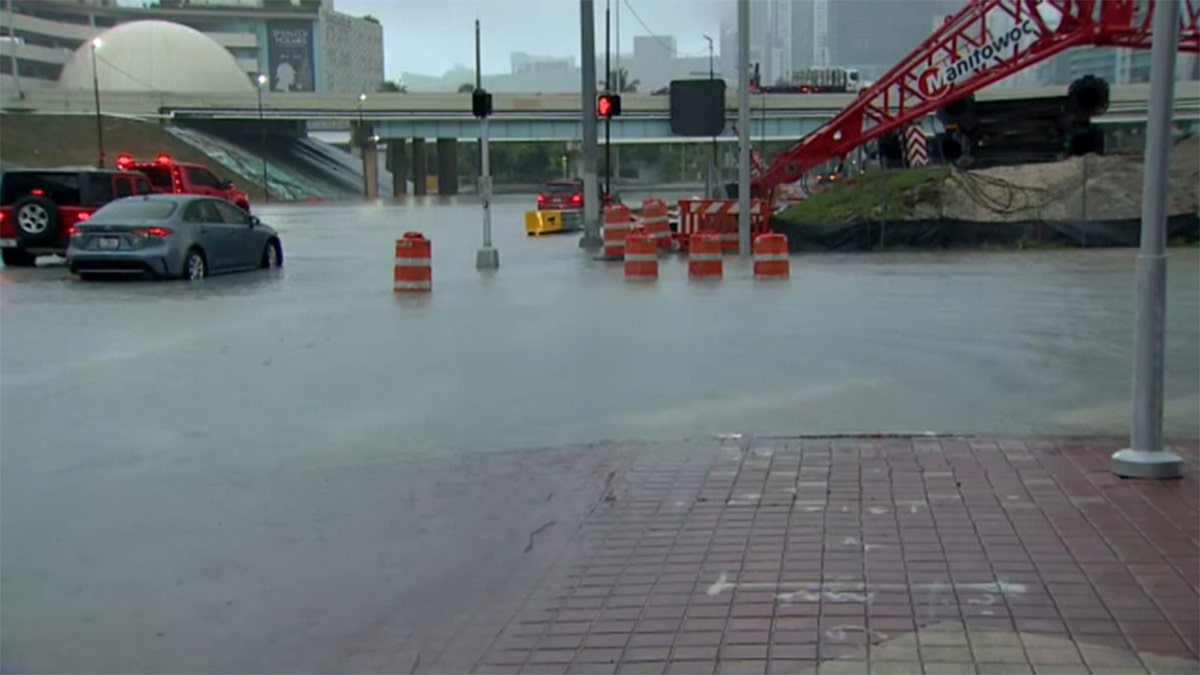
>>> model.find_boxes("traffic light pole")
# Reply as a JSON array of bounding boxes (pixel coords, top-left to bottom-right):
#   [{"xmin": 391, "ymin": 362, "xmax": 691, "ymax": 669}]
[
  {"xmin": 475, "ymin": 19, "xmax": 498, "ymax": 270},
  {"xmin": 604, "ymin": 1, "xmax": 612, "ymax": 199},
  {"xmin": 579, "ymin": 0, "xmax": 602, "ymax": 249}
]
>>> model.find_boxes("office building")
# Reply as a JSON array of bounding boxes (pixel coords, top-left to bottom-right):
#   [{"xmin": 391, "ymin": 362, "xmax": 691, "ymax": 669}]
[{"xmin": 0, "ymin": 0, "xmax": 382, "ymax": 94}]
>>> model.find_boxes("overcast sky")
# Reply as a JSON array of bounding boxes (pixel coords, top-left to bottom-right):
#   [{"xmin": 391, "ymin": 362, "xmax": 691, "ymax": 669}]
[{"xmin": 335, "ymin": 0, "xmax": 729, "ymax": 78}]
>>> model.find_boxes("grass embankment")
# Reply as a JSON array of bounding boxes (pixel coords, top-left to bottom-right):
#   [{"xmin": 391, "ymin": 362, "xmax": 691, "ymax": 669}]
[
  {"xmin": 0, "ymin": 114, "xmax": 266, "ymax": 200},
  {"xmin": 774, "ymin": 167, "xmax": 950, "ymax": 225}
]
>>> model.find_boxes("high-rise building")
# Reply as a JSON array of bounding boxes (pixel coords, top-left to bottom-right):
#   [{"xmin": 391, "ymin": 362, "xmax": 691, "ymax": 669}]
[{"xmin": 0, "ymin": 0, "xmax": 379, "ymax": 94}]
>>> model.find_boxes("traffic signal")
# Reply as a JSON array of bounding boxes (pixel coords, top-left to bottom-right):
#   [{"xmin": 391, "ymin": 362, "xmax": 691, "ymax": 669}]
[
  {"xmin": 597, "ymin": 93, "xmax": 621, "ymax": 118},
  {"xmin": 472, "ymin": 89, "xmax": 493, "ymax": 118},
  {"xmin": 1063, "ymin": 75, "xmax": 1108, "ymax": 156}
]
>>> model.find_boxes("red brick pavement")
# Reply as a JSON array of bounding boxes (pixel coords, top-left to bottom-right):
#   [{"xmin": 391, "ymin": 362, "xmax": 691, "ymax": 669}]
[{"xmin": 469, "ymin": 436, "xmax": 1199, "ymax": 675}]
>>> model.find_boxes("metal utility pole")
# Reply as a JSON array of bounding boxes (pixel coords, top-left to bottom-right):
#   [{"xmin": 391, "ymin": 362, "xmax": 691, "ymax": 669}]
[
  {"xmin": 604, "ymin": 0, "xmax": 612, "ymax": 199},
  {"xmin": 6, "ymin": 0, "xmax": 21, "ymax": 96},
  {"xmin": 90, "ymin": 38, "xmax": 105, "ymax": 168},
  {"xmin": 736, "ymin": 0, "xmax": 751, "ymax": 255},
  {"xmin": 256, "ymin": 74, "xmax": 269, "ymax": 203},
  {"xmin": 475, "ymin": 18, "xmax": 498, "ymax": 270},
  {"xmin": 1111, "ymin": 0, "xmax": 1184, "ymax": 479},
  {"xmin": 704, "ymin": 34, "xmax": 717, "ymax": 198},
  {"xmin": 579, "ymin": 0, "xmax": 602, "ymax": 248},
  {"xmin": 475, "ymin": 16, "xmax": 483, "ymax": 178}
]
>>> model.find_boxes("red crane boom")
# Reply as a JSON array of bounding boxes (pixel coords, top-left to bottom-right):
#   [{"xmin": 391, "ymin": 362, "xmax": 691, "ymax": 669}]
[{"xmin": 750, "ymin": 0, "xmax": 1200, "ymax": 198}]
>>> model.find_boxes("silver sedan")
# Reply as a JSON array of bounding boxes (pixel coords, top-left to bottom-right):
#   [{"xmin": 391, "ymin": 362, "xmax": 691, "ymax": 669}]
[{"xmin": 67, "ymin": 194, "xmax": 283, "ymax": 280}]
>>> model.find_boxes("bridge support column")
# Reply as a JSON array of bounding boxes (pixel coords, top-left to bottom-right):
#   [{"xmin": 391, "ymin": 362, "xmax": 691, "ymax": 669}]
[
  {"xmin": 412, "ymin": 139, "xmax": 428, "ymax": 196},
  {"xmin": 436, "ymin": 138, "xmax": 458, "ymax": 196},
  {"xmin": 388, "ymin": 140, "xmax": 408, "ymax": 196},
  {"xmin": 362, "ymin": 142, "xmax": 379, "ymax": 200}
]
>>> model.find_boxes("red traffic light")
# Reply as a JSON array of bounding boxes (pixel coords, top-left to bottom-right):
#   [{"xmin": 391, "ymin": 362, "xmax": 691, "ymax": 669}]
[{"xmin": 597, "ymin": 93, "xmax": 621, "ymax": 118}]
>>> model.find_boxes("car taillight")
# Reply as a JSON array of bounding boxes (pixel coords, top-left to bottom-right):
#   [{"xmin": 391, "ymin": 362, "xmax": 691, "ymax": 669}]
[
  {"xmin": 134, "ymin": 227, "xmax": 173, "ymax": 237},
  {"xmin": 537, "ymin": 194, "xmax": 546, "ymax": 204},
  {"xmin": 571, "ymin": 193, "xmax": 582, "ymax": 204},
  {"xmin": 76, "ymin": 212, "xmax": 90, "ymax": 221}
]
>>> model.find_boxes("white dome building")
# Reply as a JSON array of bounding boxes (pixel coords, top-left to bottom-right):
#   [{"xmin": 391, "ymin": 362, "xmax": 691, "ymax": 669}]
[{"xmin": 58, "ymin": 20, "xmax": 254, "ymax": 93}]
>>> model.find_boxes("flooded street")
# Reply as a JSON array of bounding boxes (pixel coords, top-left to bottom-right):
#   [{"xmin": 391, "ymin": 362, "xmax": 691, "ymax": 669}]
[{"xmin": 1, "ymin": 196, "xmax": 1197, "ymax": 672}]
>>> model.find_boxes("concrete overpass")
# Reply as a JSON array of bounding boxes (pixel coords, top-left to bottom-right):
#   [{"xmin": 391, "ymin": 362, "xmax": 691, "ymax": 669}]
[
  {"xmin": 2, "ymin": 82, "xmax": 1194, "ymax": 145},
  {"xmin": 3, "ymin": 83, "xmax": 1196, "ymax": 195}
]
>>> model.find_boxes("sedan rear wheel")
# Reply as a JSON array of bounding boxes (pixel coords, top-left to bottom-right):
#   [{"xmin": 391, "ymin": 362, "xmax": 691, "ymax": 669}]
[{"xmin": 183, "ymin": 248, "xmax": 206, "ymax": 281}]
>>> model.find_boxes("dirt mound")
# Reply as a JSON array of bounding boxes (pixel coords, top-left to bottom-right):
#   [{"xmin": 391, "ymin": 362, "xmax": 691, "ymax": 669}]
[{"xmin": 925, "ymin": 135, "xmax": 1199, "ymax": 222}]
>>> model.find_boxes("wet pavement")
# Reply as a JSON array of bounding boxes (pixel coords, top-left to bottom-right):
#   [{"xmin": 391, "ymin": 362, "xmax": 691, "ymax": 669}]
[{"xmin": 1, "ymin": 196, "xmax": 1198, "ymax": 672}]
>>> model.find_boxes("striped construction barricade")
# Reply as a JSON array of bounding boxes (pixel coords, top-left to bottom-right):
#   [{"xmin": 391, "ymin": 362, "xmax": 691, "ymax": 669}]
[{"xmin": 394, "ymin": 232, "xmax": 431, "ymax": 293}]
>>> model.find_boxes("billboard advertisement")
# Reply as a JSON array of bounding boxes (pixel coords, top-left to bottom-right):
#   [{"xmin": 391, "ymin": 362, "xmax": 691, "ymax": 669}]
[{"xmin": 268, "ymin": 20, "xmax": 315, "ymax": 92}]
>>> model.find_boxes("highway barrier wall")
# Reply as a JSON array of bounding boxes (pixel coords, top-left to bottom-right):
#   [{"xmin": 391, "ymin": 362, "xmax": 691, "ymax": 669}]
[{"xmin": 771, "ymin": 214, "xmax": 1200, "ymax": 252}]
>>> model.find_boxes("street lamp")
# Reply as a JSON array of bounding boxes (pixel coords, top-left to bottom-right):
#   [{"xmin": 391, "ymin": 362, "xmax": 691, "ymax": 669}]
[
  {"xmin": 256, "ymin": 73, "xmax": 269, "ymax": 203},
  {"xmin": 357, "ymin": 92, "xmax": 367, "ymax": 149},
  {"xmin": 90, "ymin": 37, "xmax": 105, "ymax": 168},
  {"xmin": 703, "ymin": 34, "xmax": 716, "ymax": 196}
]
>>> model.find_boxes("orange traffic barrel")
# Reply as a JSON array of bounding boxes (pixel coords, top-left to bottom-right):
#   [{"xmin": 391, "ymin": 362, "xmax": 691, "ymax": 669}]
[
  {"xmin": 753, "ymin": 233, "xmax": 789, "ymax": 279},
  {"xmin": 394, "ymin": 232, "xmax": 431, "ymax": 293},
  {"xmin": 688, "ymin": 233, "xmax": 722, "ymax": 279},
  {"xmin": 603, "ymin": 204, "xmax": 632, "ymax": 259},
  {"xmin": 624, "ymin": 231, "xmax": 658, "ymax": 280},
  {"xmin": 639, "ymin": 197, "xmax": 672, "ymax": 252}
]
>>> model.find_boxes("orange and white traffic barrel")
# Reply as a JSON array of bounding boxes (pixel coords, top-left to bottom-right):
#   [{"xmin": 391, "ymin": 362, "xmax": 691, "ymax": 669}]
[
  {"xmin": 753, "ymin": 233, "xmax": 789, "ymax": 279},
  {"xmin": 688, "ymin": 233, "xmax": 722, "ymax": 279},
  {"xmin": 639, "ymin": 197, "xmax": 672, "ymax": 252},
  {"xmin": 603, "ymin": 204, "xmax": 632, "ymax": 260},
  {"xmin": 624, "ymin": 231, "xmax": 658, "ymax": 280},
  {"xmin": 394, "ymin": 232, "xmax": 431, "ymax": 293}
]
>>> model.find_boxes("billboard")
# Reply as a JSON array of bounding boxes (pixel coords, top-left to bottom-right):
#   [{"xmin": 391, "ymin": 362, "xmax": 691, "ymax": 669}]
[{"xmin": 268, "ymin": 21, "xmax": 315, "ymax": 92}]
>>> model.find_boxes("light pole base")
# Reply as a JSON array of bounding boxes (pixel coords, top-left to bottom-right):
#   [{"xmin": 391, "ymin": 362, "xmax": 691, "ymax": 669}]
[
  {"xmin": 1111, "ymin": 448, "xmax": 1185, "ymax": 479},
  {"xmin": 579, "ymin": 233, "xmax": 603, "ymax": 249},
  {"xmin": 476, "ymin": 247, "xmax": 500, "ymax": 270}
]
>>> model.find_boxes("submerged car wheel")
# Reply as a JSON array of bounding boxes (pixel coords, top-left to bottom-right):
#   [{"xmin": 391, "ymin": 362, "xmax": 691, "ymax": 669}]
[
  {"xmin": 183, "ymin": 248, "xmax": 207, "ymax": 281},
  {"xmin": 261, "ymin": 239, "xmax": 282, "ymax": 269}
]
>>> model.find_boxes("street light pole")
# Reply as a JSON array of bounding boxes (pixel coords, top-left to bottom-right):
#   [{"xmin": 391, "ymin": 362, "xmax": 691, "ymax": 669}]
[
  {"xmin": 704, "ymin": 34, "xmax": 716, "ymax": 197},
  {"xmin": 356, "ymin": 92, "xmax": 366, "ymax": 149},
  {"xmin": 1111, "ymin": 0, "xmax": 1184, "ymax": 479},
  {"xmin": 256, "ymin": 73, "xmax": 269, "ymax": 203},
  {"xmin": 90, "ymin": 37, "xmax": 105, "ymax": 168}
]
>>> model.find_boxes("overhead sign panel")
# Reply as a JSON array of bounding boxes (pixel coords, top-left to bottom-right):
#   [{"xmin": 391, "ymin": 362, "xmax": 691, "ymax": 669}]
[{"xmin": 669, "ymin": 79, "xmax": 726, "ymax": 137}]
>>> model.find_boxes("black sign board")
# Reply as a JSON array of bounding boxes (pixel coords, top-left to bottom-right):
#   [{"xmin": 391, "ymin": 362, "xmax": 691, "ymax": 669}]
[{"xmin": 669, "ymin": 79, "xmax": 726, "ymax": 137}]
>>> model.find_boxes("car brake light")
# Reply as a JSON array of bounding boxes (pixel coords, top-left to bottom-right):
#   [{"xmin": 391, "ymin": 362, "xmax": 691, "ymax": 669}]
[
  {"xmin": 31, "ymin": 188, "xmax": 44, "ymax": 196},
  {"xmin": 76, "ymin": 212, "xmax": 90, "ymax": 221},
  {"xmin": 134, "ymin": 227, "xmax": 173, "ymax": 237},
  {"xmin": 537, "ymin": 194, "xmax": 546, "ymax": 204},
  {"xmin": 571, "ymin": 193, "xmax": 582, "ymax": 204}
]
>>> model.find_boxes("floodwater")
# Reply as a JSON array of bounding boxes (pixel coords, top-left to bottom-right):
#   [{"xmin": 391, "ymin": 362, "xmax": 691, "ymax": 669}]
[{"xmin": 1, "ymin": 195, "xmax": 1197, "ymax": 672}]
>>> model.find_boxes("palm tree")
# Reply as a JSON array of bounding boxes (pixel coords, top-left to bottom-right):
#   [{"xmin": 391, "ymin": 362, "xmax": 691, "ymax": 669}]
[
  {"xmin": 457, "ymin": 83, "xmax": 475, "ymax": 93},
  {"xmin": 599, "ymin": 67, "xmax": 639, "ymax": 93}
]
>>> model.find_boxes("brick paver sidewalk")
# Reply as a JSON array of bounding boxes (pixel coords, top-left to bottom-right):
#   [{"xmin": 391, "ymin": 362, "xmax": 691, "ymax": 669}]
[{"xmin": 471, "ymin": 436, "xmax": 1199, "ymax": 675}]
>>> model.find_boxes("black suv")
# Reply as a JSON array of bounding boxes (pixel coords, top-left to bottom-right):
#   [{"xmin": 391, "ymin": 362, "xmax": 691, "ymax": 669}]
[{"xmin": 0, "ymin": 168, "xmax": 154, "ymax": 267}]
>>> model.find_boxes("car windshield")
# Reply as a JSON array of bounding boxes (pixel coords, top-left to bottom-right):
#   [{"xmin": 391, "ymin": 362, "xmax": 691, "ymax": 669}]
[
  {"xmin": 1, "ymin": 172, "xmax": 81, "ymax": 206},
  {"xmin": 135, "ymin": 166, "xmax": 174, "ymax": 189},
  {"xmin": 545, "ymin": 182, "xmax": 579, "ymax": 195},
  {"xmin": 91, "ymin": 200, "xmax": 177, "ymax": 220}
]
